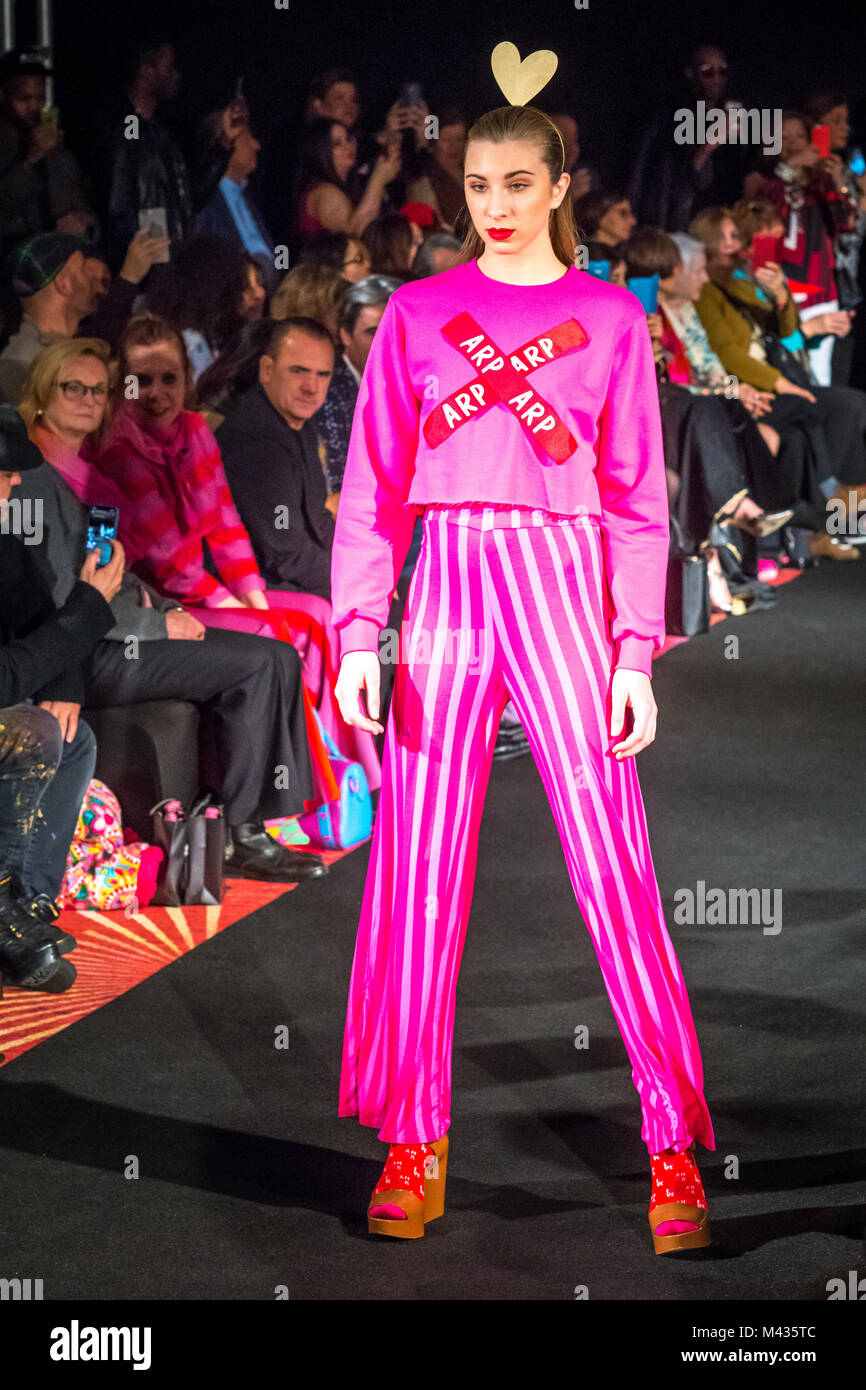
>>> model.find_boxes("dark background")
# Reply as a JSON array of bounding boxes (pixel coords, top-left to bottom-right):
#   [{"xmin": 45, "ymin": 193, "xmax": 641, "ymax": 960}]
[{"xmin": 11, "ymin": 0, "xmax": 866, "ymax": 239}]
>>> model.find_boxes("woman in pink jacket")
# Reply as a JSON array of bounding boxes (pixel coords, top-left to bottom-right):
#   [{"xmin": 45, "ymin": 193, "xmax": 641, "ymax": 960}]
[{"xmin": 331, "ymin": 92, "xmax": 715, "ymax": 1253}]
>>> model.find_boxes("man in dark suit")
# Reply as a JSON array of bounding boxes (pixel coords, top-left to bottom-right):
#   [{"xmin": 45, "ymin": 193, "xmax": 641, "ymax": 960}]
[
  {"xmin": 216, "ymin": 317, "xmax": 336, "ymax": 596},
  {"xmin": 193, "ymin": 109, "xmax": 278, "ymax": 294}
]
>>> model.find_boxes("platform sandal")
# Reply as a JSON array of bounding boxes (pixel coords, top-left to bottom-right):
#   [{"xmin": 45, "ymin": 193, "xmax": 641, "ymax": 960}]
[
  {"xmin": 367, "ymin": 1137, "xmax": 449, "ymax": 1239},
  {"xmin": 648, "ymin": 1144, "xmax": 711, "ymax": 1255}
]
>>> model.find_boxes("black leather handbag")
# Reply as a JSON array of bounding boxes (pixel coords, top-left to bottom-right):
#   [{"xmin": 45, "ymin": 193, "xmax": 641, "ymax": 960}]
[
  {"xmin": 664, "ymin": 516, "xmax": 710, "ymax": 637},
  {"xmin": 150, "ymin": 793, "xmax": 226, "ymax": 906}
]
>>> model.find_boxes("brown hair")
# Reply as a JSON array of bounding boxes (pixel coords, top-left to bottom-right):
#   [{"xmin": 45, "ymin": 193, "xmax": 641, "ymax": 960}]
[
  {"xmin": 19, "ymin": 337, "xmax": 112, "ymax": 443},
  {"xmin": 730, "ymin": 197, "xmax": 784, "ymax": 246},
  {"xmin": 455, "ymin": 104, "xmax": 580, "ymax": 269},
  {"xmin": 115, "ymin": 312, "xmax": 196, "ymax": 409},
  {"xmin": 688, "ymin": 206, "xmax": 735, "ymax": 258},
  {"xmin": 270, "ymin": 263, "xmax": 348, "ymax": 333},
  {"xmin": 620, "ymin": 227, "xmax": 682, "ymax": 280}
]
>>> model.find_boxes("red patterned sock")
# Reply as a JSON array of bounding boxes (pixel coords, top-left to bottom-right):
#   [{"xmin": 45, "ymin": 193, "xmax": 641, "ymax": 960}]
[
  {"xmin": 650, "ymin": 1146, "xmax": 707, "ymax": 1235},
  {"xmin": 369, "ymin": 1143, "xmax": 434, "ymax": 1220}
]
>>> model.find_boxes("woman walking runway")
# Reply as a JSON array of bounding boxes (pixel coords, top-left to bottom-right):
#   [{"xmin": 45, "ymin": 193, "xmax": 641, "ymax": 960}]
[{"xmin": 331, "ymin": 42, "xmax": 715, "ymax": 1253}]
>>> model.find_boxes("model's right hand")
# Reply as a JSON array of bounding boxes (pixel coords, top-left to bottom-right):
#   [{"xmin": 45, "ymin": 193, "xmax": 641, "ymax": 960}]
[{"xmin": 335, "ymin": 651, "xmax": 385, "ymax": 735}]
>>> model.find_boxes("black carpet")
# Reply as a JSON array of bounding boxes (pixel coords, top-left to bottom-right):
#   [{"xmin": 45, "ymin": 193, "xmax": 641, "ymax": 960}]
[{"xmin": 1, "ymin": 560, "xmax": 865, "ymax": 1302}]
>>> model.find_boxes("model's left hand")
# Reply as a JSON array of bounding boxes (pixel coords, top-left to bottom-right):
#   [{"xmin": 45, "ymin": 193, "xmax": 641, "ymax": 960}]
[{"xmin": 609, "ymin": 669, "xmax": 657, "ymax": 759}]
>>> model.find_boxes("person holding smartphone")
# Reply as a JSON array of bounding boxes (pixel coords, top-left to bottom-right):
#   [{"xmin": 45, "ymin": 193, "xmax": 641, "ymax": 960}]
[
  {"xmin": 0, "ymin": 48, "xmax": 96, "ymax": 260},
  {"xmin": 802, "ymin": 91, "xmax": 866, "ymax": 387}
]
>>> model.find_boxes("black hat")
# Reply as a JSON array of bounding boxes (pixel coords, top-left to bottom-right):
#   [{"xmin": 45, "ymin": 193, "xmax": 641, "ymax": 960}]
[
  {"xmin": 0, "ymin": 405, "xmax": 44, "ymax": 472},
  {"xmin": 0, "ymin": 47, "xmax": 54, "ymax": 85},
  {"xmin": 5, "ymin": 232, "xmax": 89, "ymax": 297}
]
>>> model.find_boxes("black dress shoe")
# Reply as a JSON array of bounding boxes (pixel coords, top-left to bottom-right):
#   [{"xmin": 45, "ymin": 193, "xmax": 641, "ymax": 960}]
[{"xmin": 227, "ymin": 823, "xmax": 328, "ymax": 881}]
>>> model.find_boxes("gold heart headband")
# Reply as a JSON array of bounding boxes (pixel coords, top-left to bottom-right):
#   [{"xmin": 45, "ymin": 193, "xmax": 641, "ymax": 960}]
[{"xmin": 490, "ymin": 41, "xmax": 566, "ymax": 169}]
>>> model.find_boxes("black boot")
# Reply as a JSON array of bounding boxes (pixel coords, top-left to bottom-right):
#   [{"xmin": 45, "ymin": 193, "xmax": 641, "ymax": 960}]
[
  {"xmin": 0, "ymin": 875, "xmax": 77, "ymax": 954},
  {"xmin": 227, "ymin": 823, "xmax": 328, "ymax": 882},
  {"xmin": 0, "ymin": 875, "xmax": 76, "ymax": 992}
]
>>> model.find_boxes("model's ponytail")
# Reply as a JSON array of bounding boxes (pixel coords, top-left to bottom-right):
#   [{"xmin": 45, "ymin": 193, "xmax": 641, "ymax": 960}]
[{"xmin": 454, "ymin": 104, "xmax": 581, "ymax": 271}]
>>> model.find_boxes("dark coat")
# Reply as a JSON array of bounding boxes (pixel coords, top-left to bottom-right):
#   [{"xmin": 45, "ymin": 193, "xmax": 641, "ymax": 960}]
[
  {"xmin": 192, "ymin": 184, "xmax": 279, "ymax": 292},
  {"xmin": 0, "ymin": 531, "xmax": 113, "ymax": 707},
  {"xmin": 216, "ymin": 383, "xmax": 335, "ymax": 598}
]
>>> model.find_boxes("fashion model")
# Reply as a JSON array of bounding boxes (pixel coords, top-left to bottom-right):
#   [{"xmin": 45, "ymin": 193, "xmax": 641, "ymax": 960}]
[{"xmin": 330, "ymin": 42, "xmax": 715, "ymax": 1254}]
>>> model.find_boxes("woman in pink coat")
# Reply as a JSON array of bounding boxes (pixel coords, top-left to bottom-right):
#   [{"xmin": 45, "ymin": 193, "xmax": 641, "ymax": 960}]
[{"xmin": 331, "ymin": 92, "xmax": 715, "ymax": 1253}]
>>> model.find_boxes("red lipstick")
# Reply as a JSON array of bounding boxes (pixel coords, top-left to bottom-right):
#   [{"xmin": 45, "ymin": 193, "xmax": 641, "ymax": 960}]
[{"xmin": 487, "ymin": 228, "xmax": 515, "ymax": 240}]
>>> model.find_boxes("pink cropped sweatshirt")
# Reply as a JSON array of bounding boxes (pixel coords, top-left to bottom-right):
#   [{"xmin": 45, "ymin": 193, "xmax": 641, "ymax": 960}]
[{"xmin": 330, "ymin": 256, "xmax": 670, "ymax": 676}]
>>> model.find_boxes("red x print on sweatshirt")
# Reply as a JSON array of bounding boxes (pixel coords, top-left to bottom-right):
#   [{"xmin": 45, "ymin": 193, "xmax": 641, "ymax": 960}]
[{"xmin": 423, "ymin": 310, "xmax": 589, "ymax": 462}]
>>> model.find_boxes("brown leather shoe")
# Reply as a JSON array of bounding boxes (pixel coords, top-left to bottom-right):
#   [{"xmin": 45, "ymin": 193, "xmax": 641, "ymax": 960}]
[{"xmin": 810, "ymin": 532, "xmax": 860, "ymax": 561}]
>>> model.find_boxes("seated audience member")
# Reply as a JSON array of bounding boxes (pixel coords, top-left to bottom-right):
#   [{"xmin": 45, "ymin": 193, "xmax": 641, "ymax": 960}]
[
  {"xmin": 87, "ymin": 315, "xmax": 382, "ymax": 795},
  {"xmin": 192, "ymin": 106, "xmax": 279, "ymax": 293},
  {"xmin": 361, "ymin": 211, "xmax": 423, "ymax": 279},
  {"xmin": 573, "ymin": 189, "xmax": 636, "ymax": 249},
  {"xmin": 744, "ymin": 111, "xmax": 858, "ymax": 385},
  {"xmin": 0, "ymin": 229, "xmax": 168, "ymax": 403},
  {"xmin": 270, "ymin": 262, "xmax": 348, "ymax": 341},
  {"xmin": 801, "ymin": 90, "xmax": 866, "ymax": 386},
  {"xmin": 0, "ymin": 405, "xmax": 121, "ymax": 992},
  {"xmin": 289, "ymin": 116, "xmax": 401, "ymax": 247},
  {"xmin": 0, "ymin": 47, "xmax": 97, "ymax": 259},
  {"xmin": 14, "ymin": 338, "xmax": 329, "ymax": 879},
  {"xmin": 195, "ymin": 319, "xmax": 275, "ymax": 431},
  {"xmin": 96, "ymin": 38, "xmax": 192, "ymax": 270},
  {"xmin": 217, "ymin": 317, "xmax": 339, "ymax": 591},
  {"xmin": 691, "ymin": 206, "xmax": 866, "ymax": 558},
  {"xmin": 311, "ymin": 275, "xmax": 402, "ymax": 494},
  {"xmin": 731, "ymin": 194, "xmax": 855, "ymax": 374},
  {"xmin": 410, "ymin": 231, "xmax": 462, "ymax": 278},
  {"xmin": 145, "ymin": 234, "xmax": 266, "ymax": 380},
  {"xmin": 216, "ymin": 318, "xmax": 382, "ymax": 773},
  {"xmin": 649, "ymin": 227, "xmax": 799, "ymax": 526},
  {"xmin": 297, "ymin": 230, "xmax": 372, "ymax": 282},
  {"xmin": 621, "ymin": 229, "xmax": 788, "ymax": 608},
  {"xmin": 405, "ymin": 106, "xmax": 468, "ymax": 231}
]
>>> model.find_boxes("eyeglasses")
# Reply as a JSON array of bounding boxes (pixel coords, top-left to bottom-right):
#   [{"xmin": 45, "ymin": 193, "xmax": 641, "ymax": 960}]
[
  {"xmin": 59, "ymin": 380, "xmax": 108, "ymax": 401},
  {"xmin": 698, "ymin": 63, "xmax": 728, "ymax": 77}
]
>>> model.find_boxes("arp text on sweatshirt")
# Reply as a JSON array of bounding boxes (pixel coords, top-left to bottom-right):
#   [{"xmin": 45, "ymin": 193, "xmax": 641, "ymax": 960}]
[{"xmin": 330, "ymin": 256, "xmax": 670, "ymax": 676}]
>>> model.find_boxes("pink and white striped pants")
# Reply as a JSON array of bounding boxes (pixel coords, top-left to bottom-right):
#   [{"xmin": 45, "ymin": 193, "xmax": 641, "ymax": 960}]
[{"xmin": 338, "ymin": 503, "xmax": 715, "ymax": 1156}]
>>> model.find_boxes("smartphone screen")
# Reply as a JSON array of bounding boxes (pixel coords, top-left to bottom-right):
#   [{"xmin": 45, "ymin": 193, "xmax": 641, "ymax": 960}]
[
  {"xmin": 626, "ymin": 274, "xmax": 659, "ymax": 314},
  {"xmin": 86, "ymin": 505, "xmax": 118, "ymax": 569},
  {"xmin": 812, "ymin": 124, "xmax": 831, "ymax": 158},
  {"xmin": 138, "ymin": 207, "xmax": 170, "ymax": 262},
  {"xmin": 750, "ymin": 232, "xmax": 782, "ymax": 273}
]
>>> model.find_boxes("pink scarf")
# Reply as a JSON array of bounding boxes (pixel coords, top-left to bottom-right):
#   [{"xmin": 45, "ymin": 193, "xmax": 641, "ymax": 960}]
[
  {"xmin": 86, "ymin": 402, "xmax": 217, "ymax": 538},
  {"xmin": 30, "ymin": 422, "xmax": 126, "ymax": 512}
]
